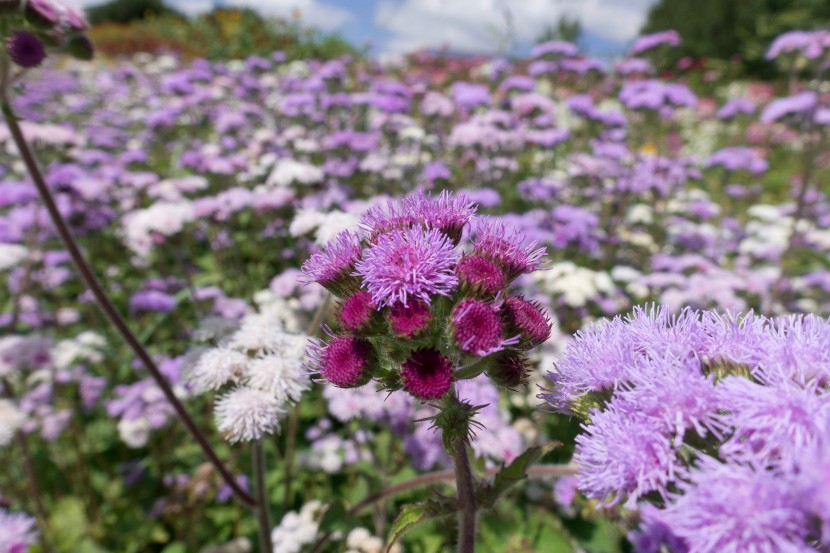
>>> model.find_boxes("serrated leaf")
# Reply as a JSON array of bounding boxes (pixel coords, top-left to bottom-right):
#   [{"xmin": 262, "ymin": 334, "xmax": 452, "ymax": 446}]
[
  {"xmin": 385, "ymin": 503, "xmax": 433, "ymax": 552},
  {"xmin": 481, "ymin": 442, "xmax": 561, "ymax": 508}
]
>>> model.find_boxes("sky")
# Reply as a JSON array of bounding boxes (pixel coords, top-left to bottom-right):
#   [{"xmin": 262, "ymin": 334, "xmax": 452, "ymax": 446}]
[{"xmin": 76, "ymin": 0, "xmax": 659, "ymax": 59}]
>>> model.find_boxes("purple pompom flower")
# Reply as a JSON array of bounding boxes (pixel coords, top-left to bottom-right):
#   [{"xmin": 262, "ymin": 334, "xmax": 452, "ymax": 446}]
[
  {"xmin": 472, "ymin": 220, "xmax": 546, "ymax": 281},
  {"xmin": 388, "ymin": 299, "xmax": 431, "ymax": 338},
  {"xmin": 301, "ymin": 230, "xmax": 362, "ymax": 296},
  {"xmin": 760, "ymin": 91, "xmax": 818, "ymax": 123},
  {"xmin": 575, "ymin": 406, "xmax": 681, "ymax": 508},
  {"xmin": 502, "ymin": 295, "xmax": 551, "ymax": 347},
  {"xmin": 456, "ymin": 255, "xmax": 505, "ymax": 296},
  {"xmin": 401, "ymin": 348, "xmax": 453, "ymax": 400},
  {"xmin": 628, "ymin": 30, "xmax": 681, "ymax": 56},
  {"xmin": 0, "ymin": 509, "xmax": 38, "ymax": 553},
  {"xmin": 307, "ymin": 335, "xmax": 374, "ymax": 388},
  {"xmin": 337, "ymin": 291, "xmax": 376, "ymax": 332},
  {"xmin": 6, "ymin": 31, "xmax": 46, "ymax": 68},
  {"xmin": 355, "ymin": 226, "xmax": 458, "ymax": 308},
  {"xmin": 661, "ymin": 458, "xmax": 812, "ymax": 552},
  {"xmin": 451, "ymin": 298, "xmax": 515, "ymax": 357}
]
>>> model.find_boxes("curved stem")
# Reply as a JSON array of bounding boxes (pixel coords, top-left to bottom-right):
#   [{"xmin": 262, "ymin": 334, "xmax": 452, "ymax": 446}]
[
  {"xmin": 252, "ymin": 441, "xmax": 274, "ymax": 553},
  {"xmin": 0, "ymin": 95, "xmax": 256, "ymax": 508},
  {"xmin": 450, "ymin": 438, "xmax": 476, "ymax": 553},
  {"xmin": 306, "ymin": 464, "xmax": 577, "ymax": 553}
]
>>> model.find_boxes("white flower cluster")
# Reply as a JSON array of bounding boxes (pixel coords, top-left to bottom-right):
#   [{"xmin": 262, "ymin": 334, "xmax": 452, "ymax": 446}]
[
  {"xmin": 289, "ymin": 208, "xmax": 359, "ymax": 246},
  {"xmin": 533, "ymin": 261, "xmax": 615, "ymax": 308},
  {"xmin": 345, "ymin": 527, "xmax": 402, "ymax": 553},
  {"xmin": 0, "ymin": 399, "xmax": 25, "ymax": 447},
  {"xmin": 51, "ymin": 331, "xmax": 106, "ymax": 370},
  {"xmin": 266, "ymin": 158, "xmax": 324, "ymax": 188},
  {"xmin": 122, "ymin": 201, "xmax": 196, "ymax": 258},
  {"xmin": 0, "ymin": 243, "xmax": 28, "ymax": 272},
  {"xmin": 271, "ymin": 501, "xmax": 326, "ymax": 553},
  {"xmin": 187, "ymin": 312, "xmax": 309, "ymax": 443}
]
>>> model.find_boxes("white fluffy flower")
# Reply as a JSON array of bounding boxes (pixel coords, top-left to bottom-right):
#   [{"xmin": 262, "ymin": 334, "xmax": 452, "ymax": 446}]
[
  {"xmin": 0, "ymin": 400, "xmax": 25, "ymax": 446},
  {"xmin": 244, "ymin": 355, "xmax": 309, "ymax": 403},
  {"xmin": 271, "ymin": 501, "xmax": 325, "ymax": 553},
  {"xmin": 187, "ymin": 348, "xmax": 249, "ymax": 392},
  {"xmin": 289, "ymin": 209, "xmax": 326, "ymax": 237},
  {"xmin": 266, "ymin": 158, "xmax": 323, "ymax": 188},
  {"xmin": 214, "ymin": 387, "xmax": 283, "ymax": 443},
  {"xmin": 0, "ymin": 243, "xmax": 28, "ymax": 272},
  {"xmin": 122, "ymin": 201, "xmax": 195, "ymax": 257},
  {"xmin": 228, "ymin": 313, "xmax": 286, "ymax": 354},
  {"xmin": 117, "ymin": 417, "xmax": 151, "ymax": 448}
]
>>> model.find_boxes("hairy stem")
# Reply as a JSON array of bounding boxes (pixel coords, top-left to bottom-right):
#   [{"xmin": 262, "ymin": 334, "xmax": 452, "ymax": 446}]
[
  {"xmin": 0, "ymin": 95, "xmax": 256, "ymax": 508},
  {"xmin": 253, "ymin": 441, "xmax": 274, "ymax": 553},
  {"xmin": 450, "ymin": 437, "xmax": 476, "ymax": 553}
]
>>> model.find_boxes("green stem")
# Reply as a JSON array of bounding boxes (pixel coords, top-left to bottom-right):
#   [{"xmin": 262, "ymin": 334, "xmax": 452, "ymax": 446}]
[
  {"xmin": 0, "ymin": 93, "xmax": 256, "ymax": 508},
  {"xmin": 253, "ymin": 441, "xmax": 274, "ymax": 553}
]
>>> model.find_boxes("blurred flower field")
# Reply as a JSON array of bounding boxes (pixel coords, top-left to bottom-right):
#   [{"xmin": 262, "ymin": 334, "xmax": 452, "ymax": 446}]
[{"xmin": 2, "ymin": 14, "xmax": 830, "ymax": 553}]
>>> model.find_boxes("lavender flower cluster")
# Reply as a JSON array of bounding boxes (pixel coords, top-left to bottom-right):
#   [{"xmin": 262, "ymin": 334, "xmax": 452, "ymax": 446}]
[
  {"xmin": 302, "ymin": 191, "xmax": 552, "ymax": 400},
  {"xmin": 542, "ymin": 305, "xmax": 830, "ymax": 552}
]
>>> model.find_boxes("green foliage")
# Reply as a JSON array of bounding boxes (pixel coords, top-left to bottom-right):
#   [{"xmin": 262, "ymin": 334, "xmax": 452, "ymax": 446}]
[
  {"xmin": 535, "ymin": 14, "xmax": 583, "ymax": 47},
  {"xmin": 641, "ymin": 0, "xmax": 830, "ymax": 76},
  {"xmin": 89, "ymin": 7, "xmax": 360, "ymax": 61},
  {"xmin": 87, "ymin": 0, "xmax": 183, "ymax": 25}
]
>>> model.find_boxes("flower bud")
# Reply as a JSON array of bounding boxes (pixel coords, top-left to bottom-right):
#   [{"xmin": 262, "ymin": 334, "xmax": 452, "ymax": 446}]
[
  {"xmin": 388, "ymin": 299, "xmax": 431, "ymax": 338},
  {"xmin": 6, "ymin": 31, "xmax": 46, "ymax": 68},
  {"xmin": 455, "ymin": 254, "xmax": 506, "ymax": 296},
  {"xmin": 503, "ymin": 295, "xmax": 551, "ymax": 348},
  {"xmin": 308, "ymin": 335, "xmax": 375, "ymax": 388},
  {"xmin": 401, "ymin": 348, "xmax": 453, "ymax": 400}
]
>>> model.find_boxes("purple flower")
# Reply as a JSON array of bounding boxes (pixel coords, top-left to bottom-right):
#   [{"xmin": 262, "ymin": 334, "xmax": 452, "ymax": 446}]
[
  {"xmin": 705, "ymin": 146, "xmax": 768, "ymax": 174},
  {"xmin": 766, "ymin": 29, "xmax": 830, "ymax": 60},
  {"xmin": 628, "ymin": 30, "xmax": 681, "ymax": 56},
  {"xmin": 661, "ymin": 458, "xmax": 811, "ymax": 552},
  {"xmin": 451, "ymin": 298, "xmax": 514, "ymax": 357},
  {"xmin": 760, "ymin": 91, "xmax": 818, "ymax": 123},
  {"xmin": 300, "ymin": 231, "xmax": 362, "ymax": 296},
  {"xmin": 531, "ymin": 40, "xmax": 579, "ymax": 58},
  {"xmin": 6, "ymin": 31, "xmax": 46, "ymax": 68},
  {"xmin": 0, "ymin": 509, "xmax": 38, "ymax": 553},
  {"xmin": 355, "ymin": 226, "xmax": 458, "ymax": 308},
  {"xmin": 619, "ymin": 80, "xmax": 697, "ymax": 111},
  {"xmin": 388, "ymin": 299, "xmax": 432, "ymax": 338},
  {"xmin": 716, "ymin": 98, "xmax": 755, "ymax": 120},
  {"xmin": 502, "ymin": 295, "xmax": 551, "ymax": 347},
  {"xmin": 401, "ymin": 349, "xmax": 453, "ymax": 400},
  {"xmin": 451, "ymin": 82, "xmax": 491, "ymax": 111},
  {"xmin": 575, "ymin": 406, "xmax": 681, "ymax": 507},
  {"xmin": 472, "ymin": 219, "xmax": 546, "ymax": 281},
  {"xmin": 456, "ymin": 255, "xmax": 506, "ymax": 296},
  {"xmin": 629, "ymin": 504, "xmax": 689, "ymax": 553},
  {"xmin": 129, "ymin": 290, "xmax": 177, "ymax": 314},
  {"xmin": 307, "ymin": 335, "xmax": 374, "ymax": 388},
  {"xmin": 337, "ymin": 291, "xmax": 376, "ymax": 332}
]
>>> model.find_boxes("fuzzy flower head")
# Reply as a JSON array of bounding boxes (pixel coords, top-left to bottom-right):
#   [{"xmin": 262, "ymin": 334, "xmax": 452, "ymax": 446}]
[
  {"xmin": 0, "ymin": 509, "xmax": 38, "ymax": 553},
  {"xmin": 6, "ymin": 31, "xmax": 45, "ymax": 68},
  {"xmin": 307, "ymin": 335, "xmax": 374, "ymax": 388},
  {"xmin": 300, "ymin": 230, "xmax": 362, "ymax": 296},
  {"xmin": 388, "ymin": 299, "xmax": 432, "ymax": 338},
  {"xmin": 456, "ymin": 255, "xmax": 506, "ymax": 296},
  {"xmin": 337, "ymin": 291, "xmax": 376, "ymax": 332},
  {"xmin": 502, "ymin": 295, "xmax": 551, "ymax": 348},
  {"xmin": 401, "ymin": 349, "xmax": 454, "ymax": 400},
  {"xmin": 214, "ymin": 387, "xmax": 283, "ymax": 443},
  {"xmin": 451, "ymin": 298, "xmax": 517, "ymax": 357},
  {"xmin": 360, "ymin": 190, "xmax": 476, "ymax": 243},
  {"xmin": 472, "ymin": 219, "xmax": 547, "ymax": 281},
  {"xmin": 355, "ymin": 226, "xmax": 458, "ymax": 307}
]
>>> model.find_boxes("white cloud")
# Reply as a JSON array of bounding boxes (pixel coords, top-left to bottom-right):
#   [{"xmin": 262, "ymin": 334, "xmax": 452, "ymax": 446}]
[
  {"xmin": 376, "ymin": 0, "xmax": 655, "ymax": 55},
  {"xmin": 224, "ymin": 0, "xmax": 353, "ymax": 30}
]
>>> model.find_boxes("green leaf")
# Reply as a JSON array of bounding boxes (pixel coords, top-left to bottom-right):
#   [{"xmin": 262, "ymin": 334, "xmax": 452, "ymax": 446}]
[
  {"xmin": 160, "ymin": 543, "xmax": 188, "ymax": 553},
  {"xmin": 481, "ymin": 442, "xmax": 561, "ymax": 508},
  {"xmin": 385, "ymin": 504, "xmax": 434, "ymax": 552},
  {"xmin": 49, "ymin": 497, "xmax": 88, "ymax": 552}
]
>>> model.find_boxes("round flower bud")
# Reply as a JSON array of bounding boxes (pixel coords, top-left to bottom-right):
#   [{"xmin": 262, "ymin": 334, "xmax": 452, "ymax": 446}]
[
  {"xmin": 488, "ymin": 352, "xmax": 530, "ymax": 388},
  {"xmin": 337, "ymin": 291, "xmax": 376, "ymax": 332},
  {"xmin": 503, "ymin": 295, "xmax": 551, "ymax": 347},
  {"xmin": 6, "ymin": 32, "xmax": 46, "ymax": 68},
  {"xmin": 456, "ymin": 255, "xmax": 506, "ymax": 295},
  {"xmin": 388, "ymin": 299, "xmax": 431, "ymax": 338},
  {"xmin": 309, "ymin": 335, "xmax": 374, "ymax": 388},
  {"xmin": 451, "ymin": 298, "xmax": 512, "ymax": 357},
  {"xmin": 67, "ymin": 35, "xmax": 94, "ymax": 61},
  {"xmin": 25, "ymin": 0, "xmax": 60, "ymax": 28},
  {"xmin": 401, "ymin": 348, "xmax": 453, "ymax": 400}
]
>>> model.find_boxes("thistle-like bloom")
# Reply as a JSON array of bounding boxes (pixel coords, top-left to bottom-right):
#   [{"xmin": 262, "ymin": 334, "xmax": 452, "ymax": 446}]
[
  {"xmin": 0, "ymin": 509, "xmax": 38, "ymax": 553},
  {"xmin": 307, "ymin": 335, "xmax": 373, "ymax": 388},
  {"xmin": 6, "ymin": 31, "xmax": 45, "ymax": 68},
  {"xmin": 214, "ymin": 387, "xmax": 283, "ymax": 443},
  {"xmin": 355, "ymin": 226, "xmax": 458, "ymax": 307},
  {"xmin": 186, "ymin": 348, "xmax": 248, "ymax": 392},
  {"xmin": 660, "ymin": 458, "xmax": 811, "ymax": 553},
  {"xmin": 360, "ymin": 190, "xmax": 475, "ymax": 243},
  {"xmin": 451, "ymin": 298, "xmax": 516, "ymax": 357},
  {"xmin": 575, "ymin": 406, "xmax": 681, "ymax": 508},
  {"xmin": 488, "ymin": 352, "xmax": 529, "ymax": 388},
  {"xmin": 244, "ymin": 355, "xmax": 309, "ymax": 404},
  {"xmin": 472, "ymin": 220, "xmax": 546, "ymax": 281},
  {"xmin": 456, "ymin": 255, "xmax": 505, "ymax": 295},
  {"xmin": 503, "ymin": 296, "xmax": 551, "ymax": 347},
  {"xmin": 337, "ymin": 291, "xmax": 376, "ymax": 332},
  {"xmin": 401, "ymin": 349, "xmax": 453, "ymax": 400},
  {"xmin": 388, "ymin": 299, "xmax": 431, "ymax": 338},
  {"xmin": 301, "ymin": 230, "xmax": 362, "ymax": 296}
]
